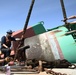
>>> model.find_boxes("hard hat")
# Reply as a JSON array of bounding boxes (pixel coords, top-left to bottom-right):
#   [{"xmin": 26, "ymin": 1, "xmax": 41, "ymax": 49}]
[{"xmin": 7, "ymin": 30, "xmax": 13, "ymax": 34}]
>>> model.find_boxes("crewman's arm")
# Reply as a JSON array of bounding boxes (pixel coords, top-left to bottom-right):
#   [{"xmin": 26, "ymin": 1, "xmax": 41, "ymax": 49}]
[
  {"xmin": 1, "ymin": 36, "xmax": 9, "ymax": 48},
  {"xmin": 2, "ymin": 44, "xmax": 9, "ymax": 48},
  {"xmin": 0, "ymin": 59, "xmax": 5, "ymax": 63}
]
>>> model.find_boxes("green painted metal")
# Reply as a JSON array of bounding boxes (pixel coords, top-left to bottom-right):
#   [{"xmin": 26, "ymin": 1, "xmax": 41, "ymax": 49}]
[
  {"xmin": 23, "ymin": 22, "xmax": 76, "ymax": 63},
  {"xmin": 53, "ymin": 26, "xmax": 76, "ymax": 63},
  {"xmin": 70, "ymin": 23, "xmax": 76, "ymax": 30},
  {"xmin": 32, "ymin": 21, "xmax": 46, "ymax": 35}
]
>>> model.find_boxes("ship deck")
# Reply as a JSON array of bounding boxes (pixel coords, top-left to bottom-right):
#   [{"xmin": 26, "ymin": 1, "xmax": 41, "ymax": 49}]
[{"xmin": 0, "ymin": 68, "xmax": 76, "ymax": 75}]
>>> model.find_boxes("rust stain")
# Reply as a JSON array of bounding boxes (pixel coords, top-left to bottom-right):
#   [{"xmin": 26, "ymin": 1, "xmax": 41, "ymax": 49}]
[
  {"xmin": 49, "ymin": 31, "xmax": 64, "ymax": 60},
  {"xmin": 53, "ymin": 30, "xmax": 62, "ymax": 33}
]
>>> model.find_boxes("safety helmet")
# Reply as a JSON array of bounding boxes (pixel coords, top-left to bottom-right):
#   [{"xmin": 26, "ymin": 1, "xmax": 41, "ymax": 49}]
[{"xmin": 6, "ymin": 30, "xmax": 13, "ymax": 34}]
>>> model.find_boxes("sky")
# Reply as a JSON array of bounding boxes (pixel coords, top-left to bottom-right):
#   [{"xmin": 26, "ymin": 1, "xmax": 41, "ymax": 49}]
[{"xmin": 0, "ymin": 0, "xmax": 76, "ymax": 39}]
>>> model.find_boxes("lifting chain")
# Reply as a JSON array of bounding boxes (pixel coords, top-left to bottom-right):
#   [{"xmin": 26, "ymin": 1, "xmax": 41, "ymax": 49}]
[{"xmin": 44, "ymin": 68, "xmax": 67, "ymax": 75}]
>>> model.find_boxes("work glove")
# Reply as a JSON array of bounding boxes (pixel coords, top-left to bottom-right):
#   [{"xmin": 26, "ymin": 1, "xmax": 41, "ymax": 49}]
[{"xmin": 5, "ymin": 57, "xmax": 13, "ymax": 62}]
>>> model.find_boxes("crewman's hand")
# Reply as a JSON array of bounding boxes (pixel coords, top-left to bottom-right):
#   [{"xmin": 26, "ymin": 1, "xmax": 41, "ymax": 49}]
[{"xmin": 7, "ymin": 48, "xmax": 11, "ymax": 50}]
